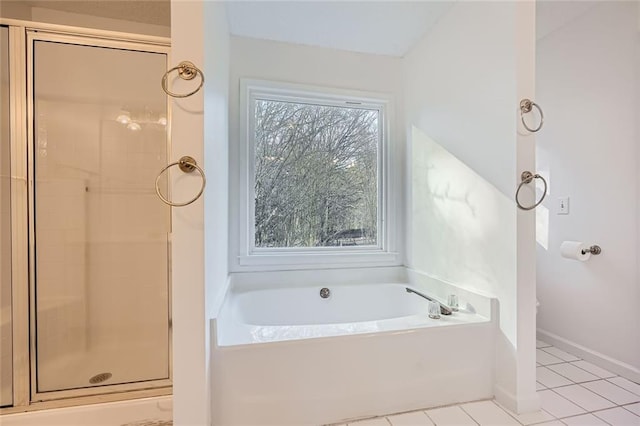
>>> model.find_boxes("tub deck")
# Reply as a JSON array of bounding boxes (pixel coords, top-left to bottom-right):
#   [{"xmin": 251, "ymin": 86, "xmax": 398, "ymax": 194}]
[{"xmin": 218, "ymin": 306, "xmax": 490, "ymax": 346}]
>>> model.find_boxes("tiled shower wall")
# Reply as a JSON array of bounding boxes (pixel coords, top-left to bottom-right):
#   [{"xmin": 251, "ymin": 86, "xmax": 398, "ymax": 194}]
[
  {"xmin": 34, "ymin": 62, "xmax": 169, "ymax": 391},
  {"xmin": 35, "ymin": 101, "xmax": 93, "ymax": 391},
  {"xmin": 85, "ymin": 118, "xmax": 169, "ymax": 377}
]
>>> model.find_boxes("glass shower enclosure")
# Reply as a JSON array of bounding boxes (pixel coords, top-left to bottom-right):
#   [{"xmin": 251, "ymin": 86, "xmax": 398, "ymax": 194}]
[
  {"xmin": 2, "ymin": 24, "xmax": 172, "ymax": 409},
  {"xmin": 32, "ymin": 36, "xmax": 171, "ymax": 398},
  {"xmin": 1, "ymin": 24, "xmax": 13, "ymax": 408},
  {"xmin": 30, "ymin": 33, "xmax": 171, "ymax": 399}
]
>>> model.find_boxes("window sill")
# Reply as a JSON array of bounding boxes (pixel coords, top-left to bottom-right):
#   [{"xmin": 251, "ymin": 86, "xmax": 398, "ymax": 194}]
[{"xmin": 236, "ymin": 251, "xmax": 401, "ymax": 270}]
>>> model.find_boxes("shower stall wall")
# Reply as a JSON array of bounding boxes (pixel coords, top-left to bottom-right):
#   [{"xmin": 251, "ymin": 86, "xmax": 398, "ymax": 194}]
[{"xmin": 1, "ymin": 21, "xmax": 173, "ymax": 412}]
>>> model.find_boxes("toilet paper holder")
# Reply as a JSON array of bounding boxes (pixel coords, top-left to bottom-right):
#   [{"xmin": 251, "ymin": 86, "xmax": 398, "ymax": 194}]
[{"xmin": 582, "ymin": 245, "xmax": 602, "ymax": 255}]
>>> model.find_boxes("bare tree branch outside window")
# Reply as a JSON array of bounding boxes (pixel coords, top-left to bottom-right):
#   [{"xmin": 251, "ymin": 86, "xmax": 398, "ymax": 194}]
[{"xmin": 254, "ymin": 99, "xmax": 378, "ymax": 248}]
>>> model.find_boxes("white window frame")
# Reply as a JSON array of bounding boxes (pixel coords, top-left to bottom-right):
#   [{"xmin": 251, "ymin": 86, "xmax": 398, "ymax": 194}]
[{"xmin": 236, "ymin": 79, "xmax": 399, "ymax": 269}]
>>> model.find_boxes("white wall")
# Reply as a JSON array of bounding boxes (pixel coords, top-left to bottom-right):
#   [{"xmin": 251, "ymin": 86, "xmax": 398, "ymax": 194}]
[
  {"xmin": 170, "ymin": 2, "xmax": 206, "ymax": 424},
  {"xmin": 30, "ymin": 8, "xmax": 170, "ymax": 37},
  {"xmin": 204, "ymin": 4, "xmax": 231, "ymax": 321},
  {"xmin": 0, "ymin": 4, "xmax": 169, "ymax": 37},
  {"xmin": 204, "ymin": 1, "xmax": 230, "ymax": 423},
  {"xmin": 228, "ymin": 36, "xmax": 404, "ymax": 271},
  {"xmin": 171, "ymin": 1, "xmax": 230, "ymax": 424},
  {"xmin": 0, "ymin": 2, "xmax": 30, "ymax": 21},
  {"xmin": 536, "ymin": 1, "xmax": 640, "ymax": 381},
  {"xmin": 403, "ymin": 1, "xmax": 538, "ymax": 412}
]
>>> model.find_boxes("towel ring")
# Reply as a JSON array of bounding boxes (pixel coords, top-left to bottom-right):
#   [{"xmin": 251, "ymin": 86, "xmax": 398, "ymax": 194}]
[
  {"xmin": 155, "ymin": 156, "xmax": 206, "ymax": 207},
  {"xmin": 520, "ymin": 99, "xmax": 544, "ymax": 133},
  {"xmin": 515, "ymin": 171, "xmax": 547, "ymax": 211},
  {"xmin": 161, "ymin": 61, "xmax": 205, "ymax": 98}
]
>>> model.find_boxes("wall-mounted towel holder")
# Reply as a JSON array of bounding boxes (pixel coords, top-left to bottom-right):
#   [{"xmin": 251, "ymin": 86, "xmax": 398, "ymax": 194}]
[
  {"xmin": 155, "ymin": 156, "xmax": 206, "ymax": 207},
  {"xmin": 161, "ymin": 61, "xmax": 205, "ymax": 98},
  {"xmin": 515, "ymin": 171, "xmax": 547, "ymax": 210},
  {"xmin": 520, "ymin": 98, "xmax": 544, "ymax": 132}
]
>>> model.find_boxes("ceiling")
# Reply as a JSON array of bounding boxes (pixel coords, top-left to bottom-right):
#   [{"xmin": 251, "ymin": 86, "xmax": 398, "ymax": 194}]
[
  {"xmin": 224, "ymin": 1, "xmax": 454, "ymax": 57},
  {"xmin": 2, "ymin": 1, "xmax": 453, "ymax": 57}
]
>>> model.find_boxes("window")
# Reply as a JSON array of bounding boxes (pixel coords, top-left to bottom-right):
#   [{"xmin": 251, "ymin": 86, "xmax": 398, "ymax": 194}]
[{"xmin": 238, "ymin": 80, "xmax": 398, "ymax": 268}]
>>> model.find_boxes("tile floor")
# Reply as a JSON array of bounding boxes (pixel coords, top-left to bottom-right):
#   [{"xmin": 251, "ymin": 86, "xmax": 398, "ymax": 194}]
[{"xmin": 336, "ymin": 340, "xmax": 640, "ymax": 425}]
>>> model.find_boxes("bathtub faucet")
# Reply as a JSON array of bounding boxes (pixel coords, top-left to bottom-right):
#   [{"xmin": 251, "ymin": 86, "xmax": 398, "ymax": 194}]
[{"xmin": 405, "ymin": 287, "xmax": 453, "ymax": 315}]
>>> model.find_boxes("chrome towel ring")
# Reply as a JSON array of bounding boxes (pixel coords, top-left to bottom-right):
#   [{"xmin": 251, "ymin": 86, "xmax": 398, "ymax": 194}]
[
  {"xmin": 520, "ymin": 99, "xmax": 544, "ymax": 133},
  {"xmin": 515, "ymin": 171, "xmax": 547, "ymax": 211},
  {"xmin": 161, "ymin": 61, "xmax": 205, "ymax": 98},
  {"xmin": 155, "ymin": 156, "xmax": 206, "ymax": 207}
]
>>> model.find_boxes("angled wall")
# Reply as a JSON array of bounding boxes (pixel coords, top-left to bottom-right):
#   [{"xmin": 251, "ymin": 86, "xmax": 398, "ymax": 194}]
[{"xmin": 403, "ymin": 1, "xmax": 537, "ymax": 413}]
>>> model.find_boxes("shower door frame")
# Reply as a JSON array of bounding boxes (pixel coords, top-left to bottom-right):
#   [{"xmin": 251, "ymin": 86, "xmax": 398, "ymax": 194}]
[{"xmin": 1, "ymin": 19, "xmax": 173, "ymax": 413}]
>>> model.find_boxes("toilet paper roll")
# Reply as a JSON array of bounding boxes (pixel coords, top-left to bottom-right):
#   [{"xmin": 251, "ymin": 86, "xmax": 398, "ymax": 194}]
[{"xmin": 560, "ymin": 241, "xmax": 591, "ymax": 261}]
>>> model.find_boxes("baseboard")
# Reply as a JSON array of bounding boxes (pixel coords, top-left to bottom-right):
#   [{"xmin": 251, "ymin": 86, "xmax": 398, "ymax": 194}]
[
  {"xmin": 494, "ymin": 384, "xmax": 540, "ymax": 414},
  {"xmin": 537, "ymin": 328, "xmax": 640, "ymax": 383},
  {"xmin": 493, "ymin": 384, "xmax": 516, "ymax": 413}
]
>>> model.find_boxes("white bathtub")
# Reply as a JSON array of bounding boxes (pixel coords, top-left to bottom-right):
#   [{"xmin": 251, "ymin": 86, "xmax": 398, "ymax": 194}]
[{"xmin": 212, "ymin": 273, "xmax": 497, "ymax": 425}]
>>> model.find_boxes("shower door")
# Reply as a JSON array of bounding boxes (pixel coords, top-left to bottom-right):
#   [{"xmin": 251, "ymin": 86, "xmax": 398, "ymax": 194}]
[{"xmin": 29, "ymin": 32, "xmax": 171, "ymax": 399}]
